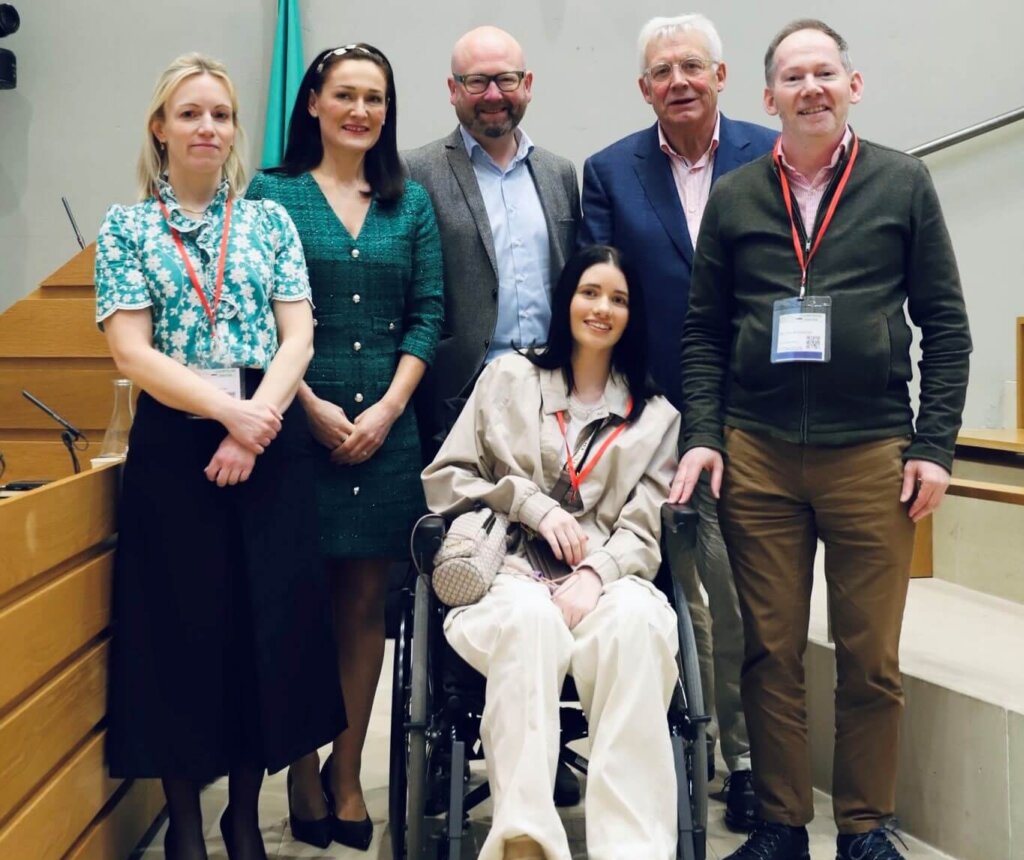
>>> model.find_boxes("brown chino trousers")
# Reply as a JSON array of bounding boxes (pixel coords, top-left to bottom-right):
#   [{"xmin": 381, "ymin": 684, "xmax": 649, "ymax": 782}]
[{"xmin": 718, "ymin": 428, "xmax": 916, "ymax": 834}]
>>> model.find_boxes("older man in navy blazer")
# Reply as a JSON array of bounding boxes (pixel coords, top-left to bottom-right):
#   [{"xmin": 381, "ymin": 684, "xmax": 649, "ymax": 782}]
[{"xmin": 580, "ymin": 13, "xmax": 775, "ymax": 832}]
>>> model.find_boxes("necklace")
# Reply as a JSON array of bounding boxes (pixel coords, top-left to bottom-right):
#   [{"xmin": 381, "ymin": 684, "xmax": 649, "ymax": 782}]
[{"xmin": 568, "ymin": 393, "xmax": 605, "ymax": 422}]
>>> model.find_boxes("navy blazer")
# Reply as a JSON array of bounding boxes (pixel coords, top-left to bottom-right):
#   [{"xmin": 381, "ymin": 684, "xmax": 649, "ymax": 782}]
[{"xmin": 580, "ymin": 115, "xmax": 777, "ymax": 409}]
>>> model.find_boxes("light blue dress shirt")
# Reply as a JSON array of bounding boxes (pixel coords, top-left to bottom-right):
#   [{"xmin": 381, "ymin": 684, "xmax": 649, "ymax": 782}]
[{"xmin": 460, "ymin": 126, "xmax": 552, "ymax": 362}]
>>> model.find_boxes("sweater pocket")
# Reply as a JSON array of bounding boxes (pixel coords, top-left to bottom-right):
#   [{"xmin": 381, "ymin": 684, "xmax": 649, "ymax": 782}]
[{"xmin": 886, "ymin": 310, "xmax": 913, "ymax": 385}]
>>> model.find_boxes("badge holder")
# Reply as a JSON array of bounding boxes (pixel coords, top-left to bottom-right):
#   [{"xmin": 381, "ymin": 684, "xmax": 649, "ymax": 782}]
[
  {"xmin": 550, "ymin": 468, "xmax": 584, "ymax": 513},
  {"xmin": 770, "ymin": 295, "xmax": 832, "ymax": 363},
  {"xmin": 189, "ymin": 334, "xmax": 245, "ymax": 418}
]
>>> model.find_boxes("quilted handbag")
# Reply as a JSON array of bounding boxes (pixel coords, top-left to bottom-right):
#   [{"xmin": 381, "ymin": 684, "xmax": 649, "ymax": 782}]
[{"xmin": 432, "ymin": 507, "xmax": 511, "ymax": 607}]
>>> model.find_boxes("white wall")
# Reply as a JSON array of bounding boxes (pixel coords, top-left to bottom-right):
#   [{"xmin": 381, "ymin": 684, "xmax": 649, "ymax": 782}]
[{"xmin": 1, "ymin": 0, "xmax": 1020, "ymax": 427}]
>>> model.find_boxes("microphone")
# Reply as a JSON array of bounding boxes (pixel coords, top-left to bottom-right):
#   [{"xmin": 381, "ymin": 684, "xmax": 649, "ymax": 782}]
[
  {"xmin": 62, "ymin": 196, "xmax": 86, "ymax": 250},
  {"xmin": 22, "ymin": 390, "xmax": 86, "ymax": 439},
  {"xmin": 21, "ymin": 390, "xmax": 87, "ymax": 474}
]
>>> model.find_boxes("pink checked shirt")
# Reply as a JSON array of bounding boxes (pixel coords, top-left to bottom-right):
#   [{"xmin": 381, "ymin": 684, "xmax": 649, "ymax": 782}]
[
  {"xmin": 778, "ymin": 125, "xmax": 853, "ymax": 234},
  {"xmin": 659, "ymin": 115, "xmax": 721, "ymax": 248}
]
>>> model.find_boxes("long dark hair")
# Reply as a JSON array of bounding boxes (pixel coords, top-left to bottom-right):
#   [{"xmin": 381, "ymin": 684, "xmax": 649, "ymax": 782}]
[
  {"xmin": 528, "ymin": 245, "xmax": 656, "ymax": 420},
  {"xmin": 268, "ymin": 43, "xmax": 403, "ymax": 204}
]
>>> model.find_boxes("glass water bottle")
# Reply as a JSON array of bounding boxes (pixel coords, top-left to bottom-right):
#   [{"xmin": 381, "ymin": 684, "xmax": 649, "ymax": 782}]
[{"xmin": 97, "ymin": 379, "xmax": 135, "ymax": 458}]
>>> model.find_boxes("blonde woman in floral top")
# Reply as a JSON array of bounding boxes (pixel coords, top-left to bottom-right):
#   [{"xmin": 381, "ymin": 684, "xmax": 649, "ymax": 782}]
[{"xmin": 95, "ymin": 53, "xmax": 344, "ymax": 860}]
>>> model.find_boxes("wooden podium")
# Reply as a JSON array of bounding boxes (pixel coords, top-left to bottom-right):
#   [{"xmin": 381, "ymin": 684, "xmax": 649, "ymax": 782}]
[
  {"xmin": 0, "ymin": 250, "xmax": 163, "ymax": 858},
  {"xmin": 0, "ymin": 244, "xmax": 123, "ymax": 483}
]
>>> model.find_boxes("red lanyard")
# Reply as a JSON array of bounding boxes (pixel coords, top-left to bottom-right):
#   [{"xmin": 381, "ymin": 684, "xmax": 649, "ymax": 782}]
[
  {"xmin": 157, "ymin": 195, "xmax": 234, "ymax": 334},
  {"xmin": 555, "ymin": 397, "xmax": 633, "ymax": 501},
  {"xmin": 773, "ymin": 134, "xmax": 859, "ymax": 294}
]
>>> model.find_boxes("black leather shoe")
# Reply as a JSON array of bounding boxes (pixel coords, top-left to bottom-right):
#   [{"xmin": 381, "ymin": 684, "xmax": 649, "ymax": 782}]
[
  {"xmin": 553, "ymin": 757, "xmax": 581, "ymax": 807},
  {"xmin": 836, "ymin": 822, "xmax": 908, "ymax": 859},
  {"xmin": 320, "ymin": 755, "xmax": 373, "ymax": 851},
  {"xmin": 723, "ymin": 821, "xmax": 810, "ymax": 859},
  {"xmin": 287, "ymin": 767, "xmax": 332, "ymax": 849},
  {"xmin": 724, "ymin": 769, "xmax": 759, "ymax": 832}
]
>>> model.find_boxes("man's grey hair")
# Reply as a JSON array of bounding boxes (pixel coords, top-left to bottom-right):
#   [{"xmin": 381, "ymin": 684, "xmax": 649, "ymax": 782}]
[
  {"xmin": 637, "ymin": 13, "xmax": 724, "ymax": 73},
  {"xmin": 764, "ymin": 19, "xmax": 853, "ymax": 84}
]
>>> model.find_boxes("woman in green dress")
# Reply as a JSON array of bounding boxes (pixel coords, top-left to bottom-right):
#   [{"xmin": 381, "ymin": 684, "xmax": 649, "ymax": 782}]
[{"xmin": 246, "ymin": 44, "xmax": 443, "ymax": 851}]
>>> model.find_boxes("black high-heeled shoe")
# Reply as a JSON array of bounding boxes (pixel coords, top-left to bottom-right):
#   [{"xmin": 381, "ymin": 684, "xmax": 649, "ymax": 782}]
[
  {"xmin": 320, "ymin": 754, "xmax": 373, "ymax": 851},
  {"xmin": 219, "ymin": 806, "xmax": 268, "ymax": 860},
  {"xmin": 287, "ymin": 767, "xmax": 332, "ymax": 849}
]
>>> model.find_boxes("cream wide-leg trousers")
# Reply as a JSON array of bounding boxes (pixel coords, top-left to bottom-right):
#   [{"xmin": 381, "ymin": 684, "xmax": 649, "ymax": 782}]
[{"xmin": 443, "ymin": 572, "xmax": 680, "ymax": 860}]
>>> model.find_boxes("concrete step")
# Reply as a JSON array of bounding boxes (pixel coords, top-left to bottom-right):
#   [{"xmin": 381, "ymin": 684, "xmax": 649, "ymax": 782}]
[
  {"xmin": 808, "ymin": 558, "xmax": 1024, "ymax": 860},
  {"xmin": 934, "ymin": 457, "xmax": 1024, "ymax": 605}
]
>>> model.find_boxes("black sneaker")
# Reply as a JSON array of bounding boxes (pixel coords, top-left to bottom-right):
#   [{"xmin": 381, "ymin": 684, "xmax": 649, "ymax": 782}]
[
  {"xmin": 553, "ymin": 757, "xmax": 580, "ymax": 807},
  {"xmin": 724, "ymin": 822, "xmax": 810, "ymax": 860},
  {"xmin": 724, "ymin": 769, "xmax": 759, "ymax": 831},
  {"xmin": 836, "ymin": 822, "xmax": 908, "ymax": 859}
]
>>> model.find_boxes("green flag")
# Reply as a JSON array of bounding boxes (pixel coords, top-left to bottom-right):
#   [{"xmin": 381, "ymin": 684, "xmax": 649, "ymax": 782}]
[{"xmin": 261, "ymin": 0, "xmax": 304, "ymax": 168}]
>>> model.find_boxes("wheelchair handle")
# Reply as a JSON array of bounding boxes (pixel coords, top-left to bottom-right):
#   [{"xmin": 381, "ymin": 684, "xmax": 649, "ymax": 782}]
[
  {"xmin": 661, "ymin": 503, "xmax": 697, "ymax": 532},
  {"xmin": 412, "ymin": 513, "xmax": 446, "ymax": 565}
]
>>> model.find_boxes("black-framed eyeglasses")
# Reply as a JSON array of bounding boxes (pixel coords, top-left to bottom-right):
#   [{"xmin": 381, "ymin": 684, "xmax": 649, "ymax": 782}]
[
  {"xmin": 316, "ymin": 44, "xmax": 386, "ymax": 76},
  {"xmin": 644, "ymin": 57, "xmax": 714, "ymax": 84},
  {"xmin": 453, "ymin": 71, "xmax": 526, "ymax": 95}
]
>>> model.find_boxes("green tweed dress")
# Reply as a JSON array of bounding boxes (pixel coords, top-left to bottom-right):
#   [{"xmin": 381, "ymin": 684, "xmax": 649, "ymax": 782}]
[{"xmin": 247, "ymin": 172, "xmax": 443, "ymax": 558}]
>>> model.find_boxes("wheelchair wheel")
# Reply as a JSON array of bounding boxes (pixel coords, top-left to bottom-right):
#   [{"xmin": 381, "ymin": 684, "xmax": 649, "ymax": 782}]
[
  {"xmin": 389, "ymin": 573, "xmax": 432, "ymax": 860},
  {"xmin": 673, "ymin": 574, "xmax": 709, "ymax": 860}
]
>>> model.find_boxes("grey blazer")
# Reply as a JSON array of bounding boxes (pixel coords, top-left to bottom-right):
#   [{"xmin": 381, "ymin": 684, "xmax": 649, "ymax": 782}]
[{"xmin": 404, "ymin": 127, "xmax": 580, "ymax": 447}]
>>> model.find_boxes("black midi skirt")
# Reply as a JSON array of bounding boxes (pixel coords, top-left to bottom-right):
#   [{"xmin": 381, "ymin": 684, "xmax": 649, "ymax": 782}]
[{"xmin": 106, "ymin": 390, "xmax": 346, "ymax": 779}]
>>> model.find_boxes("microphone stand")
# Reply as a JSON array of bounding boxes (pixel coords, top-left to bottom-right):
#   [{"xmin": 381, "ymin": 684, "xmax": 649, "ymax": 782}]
[
  {"xmin": 21, "ymin": 390, "xmax": 87, "ymax": 474},
  {"xmin": 60, "ymin": 430, "xmax": 82, "ymax": 474}
]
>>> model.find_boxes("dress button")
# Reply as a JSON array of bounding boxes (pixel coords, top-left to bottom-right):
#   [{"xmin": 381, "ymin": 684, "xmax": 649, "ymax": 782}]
[
  {"xmin": 354, "ymin": 341, "xmax": 362, "ymax": 351},
  {"xmin": 352, "ymin": 294, "xmax": 361, "ymax": 303},
  {"xmin": 353, "ymin": 486, "xmax": 360, "ymax": 496},
  {"xmin": 388, "ymin": 322, "xmax": 396, "ymax": 331},
  {"xmin": 354, "ymin": 392, "xmax": 364, "ymax": 403},
  {"xmin": 351, "ymin": 248, "xmax": 360, "ymax": 258}
]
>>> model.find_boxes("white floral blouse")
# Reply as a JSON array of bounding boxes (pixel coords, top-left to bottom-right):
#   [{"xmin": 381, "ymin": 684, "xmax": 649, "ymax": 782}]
[{"xmin": 94, "ymin": 178, "xmax": 311, "ymax": 369}]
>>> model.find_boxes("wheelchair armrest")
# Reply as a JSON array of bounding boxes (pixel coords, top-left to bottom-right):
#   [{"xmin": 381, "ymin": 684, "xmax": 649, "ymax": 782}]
[
  {"xmin": 661, "ymin": 503, "xmax": 698, "ymax": 550},
  {"xmin": 412, "ymin": 513, "xmax": 446, "ymax": 576}
]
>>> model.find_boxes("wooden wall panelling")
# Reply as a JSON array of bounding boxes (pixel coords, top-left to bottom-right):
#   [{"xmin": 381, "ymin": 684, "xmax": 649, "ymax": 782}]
[
  {"xmin": 0, "ymin": 245, "xmax": 163, "ymax": 860},
  {"xmin": 0, "ymin": 441, "xmax": 85, "ymax": 483},
  {"xmin": 0, "ymin": 366, "xmax": 121, "ymax": 430},
  {"xmin": 64, "ymin": 778, "xmax": 165, "ymax": 860},
  {"xmin": 0, "ymin": 299, "xmax": 108, "ymax": 358},
  {"xmin": 0, "ymin": 551, "xmax": 112, "ymax": 710},
  {"xmin": 0, "ymin": 731, "xmax": 119, "ymax": 860},
  {"xmin": 909, "ymin": 516, "xmax": 933, "ymax": 578},
  {"xmin": 0, "ymin": 465, "xmax": 118, "ymax": 598},
  {"xmin": 0, "ymin": 642, "xmax": 108, "ymax": 822},
  {"xmin": 1017, "ymin": 316, "xmax": 1023, "ymax": 429},
  {"xmin": 39, "ymin": 245, "xmax": 96, "ymax": 289}
]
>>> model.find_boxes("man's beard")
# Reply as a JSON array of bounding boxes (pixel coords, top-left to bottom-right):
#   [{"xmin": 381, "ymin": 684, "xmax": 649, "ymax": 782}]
[{"xmin": 472, "ymin": 103, "xmax": 522, "ymax": 138}]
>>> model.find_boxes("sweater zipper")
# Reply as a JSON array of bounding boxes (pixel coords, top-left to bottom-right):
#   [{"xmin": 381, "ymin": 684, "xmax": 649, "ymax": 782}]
[
  {"xmin": 795, "ymin": 222, "xmax": 813, "ymax": 444},
  {"xmin": 792, "ymin": 154, "xmax": 848, "ymax": 444}
]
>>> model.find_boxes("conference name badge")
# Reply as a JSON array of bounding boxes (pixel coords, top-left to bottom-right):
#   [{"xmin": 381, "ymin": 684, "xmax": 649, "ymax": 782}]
[
  {"xmin": 770, "ymin": 296, "xmax": 832, "ymax": 363},
  {"xmin": 193, "ymin": 367, "xmax": 244, "ymax": 400}
]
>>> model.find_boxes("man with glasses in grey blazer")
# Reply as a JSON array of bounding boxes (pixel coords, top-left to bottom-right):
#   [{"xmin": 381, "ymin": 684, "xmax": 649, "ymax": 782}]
[{"xmin": 406, "ymin": 25, "xmax": 580, "ymax": 463}]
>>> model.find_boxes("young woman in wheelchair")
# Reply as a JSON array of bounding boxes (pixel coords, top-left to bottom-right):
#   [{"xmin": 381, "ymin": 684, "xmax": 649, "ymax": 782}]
[{"xmin": 421, "ymin": 244, "xmax": 682, "ymax": 860}]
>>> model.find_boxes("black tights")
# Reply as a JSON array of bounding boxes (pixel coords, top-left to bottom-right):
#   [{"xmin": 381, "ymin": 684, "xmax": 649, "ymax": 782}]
[{"xmin": 162, "ymin": 765, "xmax": 266, "ymax": 860}]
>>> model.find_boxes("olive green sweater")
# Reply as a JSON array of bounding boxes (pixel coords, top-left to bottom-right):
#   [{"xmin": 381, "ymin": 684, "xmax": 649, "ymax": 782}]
[{"xmin": 681, "ymin": 138, "xmax": 971, "ymax": 472}]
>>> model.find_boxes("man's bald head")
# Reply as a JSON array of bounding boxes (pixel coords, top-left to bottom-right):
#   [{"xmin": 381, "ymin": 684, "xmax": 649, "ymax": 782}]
[
  {"xmin": 451, "ymin": 26, "xmax": 525, "ymax": 74},
  {"xmin": 447, "ymin": 25, "xmax": 533, "ymax": 149}
]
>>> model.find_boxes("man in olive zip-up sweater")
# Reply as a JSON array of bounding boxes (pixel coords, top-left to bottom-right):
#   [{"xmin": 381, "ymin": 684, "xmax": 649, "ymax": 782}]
[{"xmin": 671, "ymin": 19, "xmax": 971, "ymax": 860}]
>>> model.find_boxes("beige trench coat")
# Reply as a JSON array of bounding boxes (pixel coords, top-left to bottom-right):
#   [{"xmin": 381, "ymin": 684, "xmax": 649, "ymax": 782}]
[{"xmin": 421, "ymin": 354, "xmax": 681, "ymax": 584}]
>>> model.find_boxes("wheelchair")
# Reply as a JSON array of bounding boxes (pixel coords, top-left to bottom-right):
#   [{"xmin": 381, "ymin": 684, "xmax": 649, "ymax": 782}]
[{"xmin": 389, "ymin": 504, "xmax": 709, "ymax": 860}]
